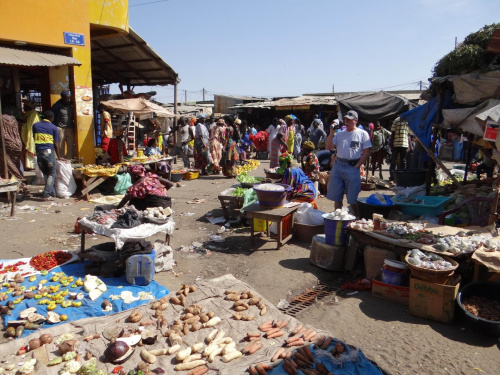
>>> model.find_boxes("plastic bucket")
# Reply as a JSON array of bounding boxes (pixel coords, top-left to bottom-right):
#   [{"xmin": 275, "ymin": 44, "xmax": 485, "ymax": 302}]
[
  {"xmin": 381, "ymin": 267, "xmax": 408, "ymax": 286},
  {"xmin": 137, "ymin": 148, "xmax": 144, "ymax": 157},
  {"xmin": 253, "ymin": 183, "xmax": 291, "ymax": 209},
  {"xmin": 323, "ymin": 218, "xmax": 353, "ymax": 246},
  {"xmin": 393, "ymin": 169, "xmax": 428, "ymax": 187}
]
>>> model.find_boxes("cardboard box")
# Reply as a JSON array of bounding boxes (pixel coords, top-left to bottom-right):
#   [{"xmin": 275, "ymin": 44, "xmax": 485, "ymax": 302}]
[
  {"xmin": 372, "ymin": 275, "xmax": 410, "ymax": 305},
  {"xmin": 409, "ymin": 275, "xmax": 460, "ymax": 324}
]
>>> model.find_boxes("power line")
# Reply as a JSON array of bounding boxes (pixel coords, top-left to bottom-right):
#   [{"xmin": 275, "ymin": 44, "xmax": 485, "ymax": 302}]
[
  {"xmin": 129, "ymin": 0, "xmax": 171, "ymax": 8},
  {"xmin": 364, "ymin": 76, "xmax": 430, "ymax": 92}
]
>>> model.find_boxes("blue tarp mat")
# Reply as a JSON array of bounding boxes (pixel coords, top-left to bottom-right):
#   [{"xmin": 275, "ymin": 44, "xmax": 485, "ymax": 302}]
[
  {"xmin": 268, "ymin": 339, "xmax": 383, "ymax": 375},
  {"xmin": 3, "ymin": 261, "xmax": 169, "ymax": 338}
]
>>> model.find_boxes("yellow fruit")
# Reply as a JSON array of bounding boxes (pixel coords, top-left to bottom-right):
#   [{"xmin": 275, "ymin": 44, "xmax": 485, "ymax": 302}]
[
  {"xmin": 47, "ymin": 304, "xmax": 56, "ymax": 311},
  {"xmin": 60, "ymin": 314, "xmax": 68, "ymax": 321}
]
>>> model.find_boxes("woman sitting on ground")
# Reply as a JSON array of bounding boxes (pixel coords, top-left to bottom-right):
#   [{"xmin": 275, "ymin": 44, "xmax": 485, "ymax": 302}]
[
  {"xmin": 144, "ymin": 138, "xmax": 161, "ymax": 157},
  {"xmin": 299, "ymin": 141, "xmax": 319, "ymax": 180},
  {"xmin": 282, "ymin": 167, "xmax": 318, "ymax": 209},
  {"xmin": 117, "ymin": 165, "xmax": 173, "ymax": 210}
]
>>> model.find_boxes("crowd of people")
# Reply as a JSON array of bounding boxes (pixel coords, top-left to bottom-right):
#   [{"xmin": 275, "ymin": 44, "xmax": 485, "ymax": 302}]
[{"xmin": 3, "ymin": 91, "xmax": 498, "ymax": 215}]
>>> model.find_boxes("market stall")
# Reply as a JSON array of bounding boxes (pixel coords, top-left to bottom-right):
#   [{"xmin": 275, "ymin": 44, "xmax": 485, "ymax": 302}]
[
  {"xmin": 0, "ymin": 274, "xmax": 386, "ymax": 375},
  {"xmin": 347, "ymin": 219, "xmax": 496, "ymax": 258},
  {"xmin": 77, "ymin": 205, "xmax": 175, "ymax": 251},
  {"xmin": 100, "ymin": 97, "xmax": 176, "ymax": 156},
  {"xmin": 0, "ymin": 252, "xmax": 170, "ymax": 339}
]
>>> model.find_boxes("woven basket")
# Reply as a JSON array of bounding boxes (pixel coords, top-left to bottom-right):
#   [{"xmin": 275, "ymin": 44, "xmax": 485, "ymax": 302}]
[{"xmin": 405, "ymin": 253, "xmax": 458, "ymax": 283}]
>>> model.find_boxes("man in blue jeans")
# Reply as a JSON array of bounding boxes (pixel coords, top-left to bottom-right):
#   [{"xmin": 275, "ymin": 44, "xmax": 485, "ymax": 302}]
[
  {"xmin": 32, "ymin": 111, "xmax": 61, "ymax": 200},
  {"xmin": 325, "ymin": 110, "xmax": 371, "ymax": 218}
]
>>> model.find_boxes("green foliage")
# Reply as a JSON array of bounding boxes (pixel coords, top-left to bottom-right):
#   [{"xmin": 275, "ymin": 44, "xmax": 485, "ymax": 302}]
[
  {"xmin": 463, "ymin": 23, "xmax": 500, "ymax": 49},
  {"xmin": 432, "ymin": 23, "xmax": 499, "ymax": 77}
]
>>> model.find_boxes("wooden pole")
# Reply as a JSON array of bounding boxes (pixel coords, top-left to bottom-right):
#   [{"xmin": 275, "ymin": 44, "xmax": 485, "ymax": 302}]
[
  {"xmin": 407, "ymin": 127, "xmax": 469, "ymax": 197},
  {"xmin": 463, "ymin": 137, "xmax": 473, "ymax": 183},
  {"xmin": 173, "ymin": 81, "xmax": 178, "ymax": 146},
  {"xmin": 0, "ymin": 91, "xmax": 13, "ymax": 202},
  {"xmin": 0, "ymin": 91, "xmax": 9, "ymax": 180}
]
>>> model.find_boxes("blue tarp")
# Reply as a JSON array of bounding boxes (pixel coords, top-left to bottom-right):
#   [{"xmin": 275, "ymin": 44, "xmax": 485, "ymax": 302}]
[
  {"xmin": 268, "ymin": 339, "xmax": 383, "ymax": 375},
  {"xmin": 3, "ymin": 261, "xmax": 170, "ymax": 338},
  {"xmin": 399, "ymin": 97, "xmax": 439, "ymax": 147}
]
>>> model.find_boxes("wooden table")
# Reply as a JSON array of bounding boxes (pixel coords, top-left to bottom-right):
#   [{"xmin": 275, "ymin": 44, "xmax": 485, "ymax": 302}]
[
  {"xmin": 0, "ymin": 182, "xmax": 19, "ymax": 217},
  {"xmin": 77, "ymin": 220, "xmax": 172, "ymax": 255},
  {"xmin": 243, "ymin": 203, "xmax": 299, "ymax": 249}
]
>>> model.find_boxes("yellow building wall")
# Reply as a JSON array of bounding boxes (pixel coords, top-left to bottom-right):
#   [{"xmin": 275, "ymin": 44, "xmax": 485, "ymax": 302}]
[
  {"xmin": 0, "ymin": 1, "xmax": 90, "ymax": 48},
  {"xmin": 90, "ymin": 0, "xmax": 129, "ymax": 33},
  {"xmin": 0, "ymin": 0, "xmax": 130, "ymax": 165}
]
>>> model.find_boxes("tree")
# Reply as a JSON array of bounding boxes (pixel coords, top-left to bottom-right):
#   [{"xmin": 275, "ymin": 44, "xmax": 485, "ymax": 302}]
[{"xmin": 432, "ymin": 23, "xmax": 499, "ymax": 77}]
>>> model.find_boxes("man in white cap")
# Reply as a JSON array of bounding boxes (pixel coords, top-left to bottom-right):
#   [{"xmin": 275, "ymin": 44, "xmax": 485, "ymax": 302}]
[{"xmin": 325, "ymin": 110, "xmax": 371, "ymax": 218}]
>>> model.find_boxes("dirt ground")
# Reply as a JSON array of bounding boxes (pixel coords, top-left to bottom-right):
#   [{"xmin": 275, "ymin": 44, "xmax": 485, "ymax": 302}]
[{"xmin": 0, "ymin": 160, "xmax": 499, "ymax": 374}]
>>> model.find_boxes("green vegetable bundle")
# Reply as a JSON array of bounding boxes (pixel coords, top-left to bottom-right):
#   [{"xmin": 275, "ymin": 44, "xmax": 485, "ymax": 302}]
[
  {"xmin": 236, "ymin": 172, "xmax": 262, "ymax": 184},
  {"xmin": 232, "ymin": 187, "xmax": 248, "ymax": 196}
]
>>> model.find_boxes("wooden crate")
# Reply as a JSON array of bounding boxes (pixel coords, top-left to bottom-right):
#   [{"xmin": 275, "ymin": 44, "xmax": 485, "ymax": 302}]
[{"xmin": 218, "ymin": 194, "xmax": 245, "ymax": 220}]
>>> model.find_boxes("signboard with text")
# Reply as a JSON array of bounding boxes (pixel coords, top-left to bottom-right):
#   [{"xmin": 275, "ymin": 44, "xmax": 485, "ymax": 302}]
[
  {"xmin": 484, "ymin": 121, "xmax": 499, "ymax": 141},
  {"xmin": 63, "ymin": 32, "xmax": 85, "ymax": 46}
]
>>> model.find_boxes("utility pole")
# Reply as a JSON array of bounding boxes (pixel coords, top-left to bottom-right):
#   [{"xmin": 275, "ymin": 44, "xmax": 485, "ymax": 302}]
[
  {"xmin": 184, "ymin": 90, "xmax": 187, "ymax": 104},
  {"xmin": 202, "ymin": 88, "xmax": 206, "ymax": 101},
  {"xmin": 419, "ymin": 80, "xmax": 422, "ymax": 90},
  {"xmin": 332, "ymin": 84, "xmax": 334, "ymax": 94}
]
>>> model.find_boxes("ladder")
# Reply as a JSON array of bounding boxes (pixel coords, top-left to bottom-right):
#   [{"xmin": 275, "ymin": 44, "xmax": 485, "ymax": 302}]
[{"xmin": 126, "ymin": 113, "xmax": 136, "ymax": 156}]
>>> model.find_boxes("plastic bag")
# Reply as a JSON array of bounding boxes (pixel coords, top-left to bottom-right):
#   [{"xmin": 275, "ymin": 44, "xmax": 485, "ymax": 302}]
[
  {"xmin": 33, "ymin": 157, "xmax": 45, "ymax": 185},
  {"xmin": 153, "ymin": 240, "xmax": 174, "ymax": 273},
  {"xmin": 366, "ymin": 194, "xmax": 393, "ymax": 206},
  {"xmin": 55, "ymin": 160, "xmax": 77, "ymax": 198},
  {"xmin": 392, "ymin": 184, "xmax": 426, "ymax": 199},
  {"xmin": 113, "ymin": 173, "xmax": 132, "ymax": 195},
  {"xmin": 294, "ymin": 203, "xmax": 325, "ymax": 225},
  {"xmin": 240, "ymin": 188, "xmax": 258, "ymax": 212}
]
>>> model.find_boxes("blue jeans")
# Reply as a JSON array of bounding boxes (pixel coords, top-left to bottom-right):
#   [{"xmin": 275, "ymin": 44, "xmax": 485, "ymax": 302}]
[
  {"xmin": 327, "ymin": 160, "xmax": 361, "ymax": 205},
  {"xmin": 37, "ymin": 149, "xmax": 56, "ymax": 198}
]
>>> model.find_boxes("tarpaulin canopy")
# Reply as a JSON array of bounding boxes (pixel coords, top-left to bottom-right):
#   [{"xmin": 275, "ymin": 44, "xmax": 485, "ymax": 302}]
[
  {"xmin": 336, "ymin": 91, "xmax": 415, "ymax": 122},
  {"xmin": 400, "ymin": 97, "xmax": 439, "ymax": 147},
  {"xmin": 443, "ymin": 99, "xmax": 500, "ymax": 136},
  {"xmin": 100, "ymin": 97, "xmax": 176, "ymax": 119},
  {"xmin": 432, "ymin": 71, "xmax": 500, "ymax": 105}
]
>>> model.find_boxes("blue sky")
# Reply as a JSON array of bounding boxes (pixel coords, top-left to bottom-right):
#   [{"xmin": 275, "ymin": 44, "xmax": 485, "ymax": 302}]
[{"xmin": 121, "ymin": 0, "xmax": 500, "ymax": 103}]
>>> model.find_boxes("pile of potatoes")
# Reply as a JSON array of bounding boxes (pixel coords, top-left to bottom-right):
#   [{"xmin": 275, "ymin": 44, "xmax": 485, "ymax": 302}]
[{"xmin": 224, "ymin": 289, "xmax": 267, "ymax": 320}]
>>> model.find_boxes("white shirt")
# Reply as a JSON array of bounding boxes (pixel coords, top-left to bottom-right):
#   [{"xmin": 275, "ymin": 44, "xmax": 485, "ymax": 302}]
[
  {"xmin": 267, "ymin": 124, "xmax": 280, "ymax": 149},
  {"xmin": 333, "ymin": 128, "xmax": 371, "ymax": 160}
]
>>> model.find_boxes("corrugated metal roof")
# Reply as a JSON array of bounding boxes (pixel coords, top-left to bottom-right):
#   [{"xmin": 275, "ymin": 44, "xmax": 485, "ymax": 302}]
[
  {"xmin": 230, "ymin": 95, "xmax": 337, "ymax": 109},
  {"xmin": 91, "ymin": 27, "xmax": 178, "ymax": 86},
  {"xmin": 0, "ymin": 46, "xmax": 81, "ymax": 67}
]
